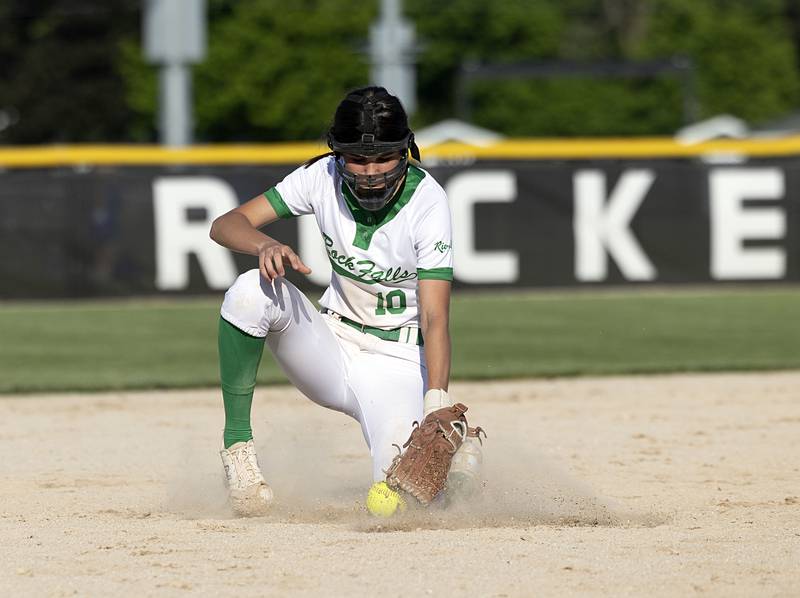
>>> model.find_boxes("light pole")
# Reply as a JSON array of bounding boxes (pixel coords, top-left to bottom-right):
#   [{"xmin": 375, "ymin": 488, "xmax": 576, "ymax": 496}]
[
  {"xmin": 369, "ymin": 0, "xmax": 417, "ymax": 117},
  {"xmin": 143, "ymin": 0, "xmax": 207, "ymax": 146}
]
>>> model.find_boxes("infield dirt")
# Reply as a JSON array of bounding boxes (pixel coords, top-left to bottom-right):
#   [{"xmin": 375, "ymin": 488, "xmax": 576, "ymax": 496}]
[{"xmin": 1, "ymin": 372, "xmax": 798, "ymax": 597}]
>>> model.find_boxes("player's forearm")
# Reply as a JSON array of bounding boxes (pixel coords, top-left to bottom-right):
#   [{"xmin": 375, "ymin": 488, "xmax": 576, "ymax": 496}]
[
  {"xmin": 422, "ymin": 318, "xmax": 451, "ymax": 391},
  {"xmin": 210, "ymin": 212, "xmax": 279, "ymax": 255}
]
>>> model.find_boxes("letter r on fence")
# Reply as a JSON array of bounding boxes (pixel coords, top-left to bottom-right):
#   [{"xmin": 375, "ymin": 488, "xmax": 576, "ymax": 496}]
[{"xmin": 153, "ymin": 177, "xmax": 239, "ymax": 290}]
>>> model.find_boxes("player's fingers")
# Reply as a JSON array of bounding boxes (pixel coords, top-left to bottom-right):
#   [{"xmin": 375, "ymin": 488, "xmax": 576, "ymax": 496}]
[
  {"xmin": 259, "ymin": 252, "xmax": 272, "ymax": 281},
  {"xmin": 271, "ymin": 252, "xmax": 285, "ymax": 278},
  {"xmin": 285, "ymin": 250, "xmax": 311, "ymax": 274},
  {"xmin": 263, "ymin": 250, "xmax": 279, "ymax": 280},
  {"xmin": 294, "ymin": 256, "xmax": 312, "ymax": 274}
]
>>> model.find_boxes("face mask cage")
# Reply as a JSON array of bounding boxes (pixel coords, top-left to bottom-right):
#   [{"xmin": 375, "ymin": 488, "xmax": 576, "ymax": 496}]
[
  {"xmin": 334, "ymin": 154, "xmax": 408, "ymax": 211},
  {"xmin": 328, "ymin": 129, "xmax": 420, "ymax": 211}
]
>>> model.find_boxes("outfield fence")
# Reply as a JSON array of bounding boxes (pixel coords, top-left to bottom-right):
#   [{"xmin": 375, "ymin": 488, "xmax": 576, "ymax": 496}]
[{"xmin": 1, "ymin": 139, "xmax": 798, "ymax": 298}]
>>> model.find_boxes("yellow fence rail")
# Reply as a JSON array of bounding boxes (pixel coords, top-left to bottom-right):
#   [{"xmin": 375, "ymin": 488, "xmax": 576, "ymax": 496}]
[{"xmin": 2, "ymin": 136, "xmax": 800, "ymax": 168}]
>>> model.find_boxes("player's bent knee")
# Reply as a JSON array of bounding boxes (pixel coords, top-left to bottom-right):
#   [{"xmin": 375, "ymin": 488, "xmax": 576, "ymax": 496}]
[
  {"xmin": 220, "ymin": 270, "xmax": 269, "ymax": 336},
  {"xmin": 221, "ymin": 270, "xmax": 303, "ymax": 336}
]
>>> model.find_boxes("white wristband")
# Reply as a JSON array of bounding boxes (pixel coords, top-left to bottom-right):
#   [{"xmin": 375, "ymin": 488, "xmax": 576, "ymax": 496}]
[{"xmin": 423, "ymin": 388, "xmax": 452, "ymax": 416}]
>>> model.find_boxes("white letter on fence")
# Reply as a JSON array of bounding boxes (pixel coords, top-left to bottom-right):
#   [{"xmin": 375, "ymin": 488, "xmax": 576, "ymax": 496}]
[
  {"xmin": 298, "ymin": 215, "xmax": 331, "ymax": 286},
  {"xmin": 573, "ymin": 169, "xmax": 656, "ymax": 281},
  {"xmin": 153, "ymin": 177, "xmax": 239, "ymax": 290},
  {"xmin": 710, "ymin": 168, "xmax": 786, "ymax": 280},
  {"xmin": 447, "ymin": 171, "xmax": 519, "ymax": 283}
]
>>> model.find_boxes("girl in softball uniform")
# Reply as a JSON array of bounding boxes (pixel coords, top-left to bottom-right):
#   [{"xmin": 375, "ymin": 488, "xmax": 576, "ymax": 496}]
[{"xmin": 210, "ymin": 86, "xmax": 478, "ymax": 515}]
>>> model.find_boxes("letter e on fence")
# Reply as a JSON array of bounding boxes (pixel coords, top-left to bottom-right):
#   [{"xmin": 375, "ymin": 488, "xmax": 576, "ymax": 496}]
[
  {"xmin": 710, "ymin": 168, "xmax": 786, "ymax": 280},
  {"xmin": 153, "ymin": 177, "xmax": 239, "ymax": 290}
]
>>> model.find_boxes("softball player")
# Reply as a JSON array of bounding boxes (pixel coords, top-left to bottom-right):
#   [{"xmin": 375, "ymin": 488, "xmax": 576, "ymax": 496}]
[{"xmin": 209, "ymin": 86, "xmax": 481, "ymax": 515}]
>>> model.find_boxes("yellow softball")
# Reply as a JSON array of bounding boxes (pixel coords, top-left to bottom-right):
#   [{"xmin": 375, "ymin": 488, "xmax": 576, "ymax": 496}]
[{"xmin": 366, "ymin": 481, "xmax": 407, "ymax": 517}]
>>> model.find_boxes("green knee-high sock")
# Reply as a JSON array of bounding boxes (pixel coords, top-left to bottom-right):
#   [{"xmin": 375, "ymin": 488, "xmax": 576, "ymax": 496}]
[{"xmin": 218, "ymin": 317, "xmax": 266, "ymax": 449}]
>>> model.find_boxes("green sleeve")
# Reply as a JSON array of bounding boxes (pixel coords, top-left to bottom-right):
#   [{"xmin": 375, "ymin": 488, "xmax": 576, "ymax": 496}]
[
  {"xmin": 417, "ymin": 267, "xmax": 454, "ymax": 281},
  {"xmin": 263, "ymin": 187, "xmax": 295, "ymax": 219}
]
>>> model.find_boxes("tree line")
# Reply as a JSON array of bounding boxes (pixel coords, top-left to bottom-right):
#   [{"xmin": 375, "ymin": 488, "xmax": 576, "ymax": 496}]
[{"xmin": 1, "ymin": 0, "xmax": 799, "ymax": 143}]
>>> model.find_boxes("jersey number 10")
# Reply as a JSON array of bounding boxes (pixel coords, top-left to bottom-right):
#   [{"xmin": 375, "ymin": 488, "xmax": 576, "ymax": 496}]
[{"xmin": 374, "ymin": 290, "xmax": 407, "ymax": 315}]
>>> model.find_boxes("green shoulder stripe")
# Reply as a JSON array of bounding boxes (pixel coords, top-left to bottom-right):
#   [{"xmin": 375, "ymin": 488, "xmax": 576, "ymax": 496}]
[
  {"xmin": 417, "ymin": 267, "xmax": 453, "ymax": 281},
  {"xmin": 264, "ymin": 187, "xmax": 295, "ymax": 219}
]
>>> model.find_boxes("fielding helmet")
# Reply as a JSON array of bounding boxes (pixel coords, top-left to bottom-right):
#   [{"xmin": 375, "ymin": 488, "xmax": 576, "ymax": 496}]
[{"xmin": 327, "ymin": 90, "xmax": 421, "ymax": 211}]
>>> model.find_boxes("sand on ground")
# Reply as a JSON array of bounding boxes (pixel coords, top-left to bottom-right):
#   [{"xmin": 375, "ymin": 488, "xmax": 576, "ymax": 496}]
[{"xmin": 0, "ymin": 372, "xmax": 798, "ymax": 597}]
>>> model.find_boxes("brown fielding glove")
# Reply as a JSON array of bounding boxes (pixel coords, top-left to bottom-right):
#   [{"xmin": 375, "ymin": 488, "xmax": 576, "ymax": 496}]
[{"xmin": 385, "ymin": 403, "xmax": 483, "ymax": 505}]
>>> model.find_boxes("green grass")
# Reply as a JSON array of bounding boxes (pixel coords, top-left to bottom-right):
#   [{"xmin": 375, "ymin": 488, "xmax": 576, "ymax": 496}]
[{"xmin": 0, "ymin": 288, "xmax": 798, "ymax": 393}]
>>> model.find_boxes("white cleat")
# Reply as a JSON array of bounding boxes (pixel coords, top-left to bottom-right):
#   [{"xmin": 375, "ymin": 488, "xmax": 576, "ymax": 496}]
[
  {"xmin": 447, "ymin": 435, "xmax": 484, "ymax": 500},
  {"xmin": 220, "ymin": 439, "xmax": 274, "ymax": 516}
]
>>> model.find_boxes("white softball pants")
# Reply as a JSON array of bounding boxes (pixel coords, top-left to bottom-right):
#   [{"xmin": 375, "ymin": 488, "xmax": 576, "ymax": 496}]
[{"xmin": 220, "ymin": 269, "xmax": 427, "ymax": 481}]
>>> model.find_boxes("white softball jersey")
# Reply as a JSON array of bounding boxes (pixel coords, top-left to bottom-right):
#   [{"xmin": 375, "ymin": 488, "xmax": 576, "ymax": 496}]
[
  {"xmin": 220, "ymin": 157, "xmax": 453, "ymax": 480},
  {"xmin": 263, "ymin": 156, "xmax": 453, "ymax": 330}
]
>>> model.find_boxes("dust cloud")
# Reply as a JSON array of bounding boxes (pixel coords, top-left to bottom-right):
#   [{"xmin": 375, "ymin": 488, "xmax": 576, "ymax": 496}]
[{"xmin": 164, "ymin": 406, "xmax": 664, "ymax": 531}]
